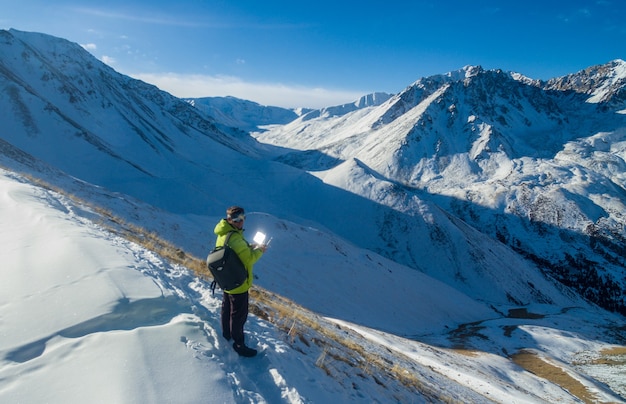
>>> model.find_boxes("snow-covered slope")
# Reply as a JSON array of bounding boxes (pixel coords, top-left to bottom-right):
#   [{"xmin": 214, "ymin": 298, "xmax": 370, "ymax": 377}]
[
  {"xmin": 0, "ymin": 170, "xmax": 431, "ymax": 403},
  {"xmin": 0, "ymin": 29, "xmax": 269, "ymax": 214},
  {"xmin": 2, "ymin": 166, "xmax": 625, "ymax": 404}
]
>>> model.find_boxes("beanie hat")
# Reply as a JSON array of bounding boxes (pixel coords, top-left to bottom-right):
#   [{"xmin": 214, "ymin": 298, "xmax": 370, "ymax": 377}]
[{"xmin": 226, "ymin": 206, "xmax": 245, "ymax": 221}]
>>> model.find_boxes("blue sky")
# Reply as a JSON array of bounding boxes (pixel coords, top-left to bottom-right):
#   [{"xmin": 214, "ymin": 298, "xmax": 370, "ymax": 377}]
[{"xmin": 2, "ymin": 0, "xmax": 625, "ymax": 108}]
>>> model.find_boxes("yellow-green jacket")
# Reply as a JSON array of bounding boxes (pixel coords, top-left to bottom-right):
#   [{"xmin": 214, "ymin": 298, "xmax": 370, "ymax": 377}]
[{"xmin": 213, "ymin": 219, "xmax": 264, "ymax": 294}]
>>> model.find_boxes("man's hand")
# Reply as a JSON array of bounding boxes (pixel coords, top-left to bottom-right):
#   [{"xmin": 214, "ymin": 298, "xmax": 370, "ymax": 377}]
[{"xmin": 252, "ymin": 243, "xmax": 267, "ymax": 252}]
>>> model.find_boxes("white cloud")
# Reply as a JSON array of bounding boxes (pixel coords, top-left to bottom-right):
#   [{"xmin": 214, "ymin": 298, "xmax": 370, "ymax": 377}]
[
  {"xmin": 101, "ymin": 56, "xmax": 116, "ymax": 66},
  {"xmin": 81, "ymin": 43, "xmax": 97, "ymax": 51},
  {"xmin": 130, "ymin": 72, "xmax": 366, "ymax": 109}
]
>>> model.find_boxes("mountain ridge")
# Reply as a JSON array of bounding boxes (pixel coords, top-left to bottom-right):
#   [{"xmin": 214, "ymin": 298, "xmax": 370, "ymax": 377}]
[{"xmin": 544, "ymin": 58, "xmax": 626, "ymax": 106}]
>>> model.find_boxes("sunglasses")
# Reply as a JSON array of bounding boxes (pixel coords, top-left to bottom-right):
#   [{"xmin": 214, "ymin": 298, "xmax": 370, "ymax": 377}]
[{"xmin": 230, "ymin": 213, "xmax": 245, "ymax": 223}]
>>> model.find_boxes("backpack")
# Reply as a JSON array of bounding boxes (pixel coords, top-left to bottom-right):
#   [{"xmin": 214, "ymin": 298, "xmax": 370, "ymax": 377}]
[{"xmin": 207, "ymin": 231, "xmax": 248, "ymax": 295}]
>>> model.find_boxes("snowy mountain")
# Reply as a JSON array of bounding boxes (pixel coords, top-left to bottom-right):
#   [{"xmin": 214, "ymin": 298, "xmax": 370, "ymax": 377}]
[
  {"xmin": 1, "ymin": 28, "xmax": 626, "ymax": 402},
  {"xmin": 254, "ymin": 62, "xmax": 626, "ymax": 315},
  {"xmin": 184, "ymin": 92, "xmax": 392, "ymax": 133},
  {"xmin": 185, "ymin": 96, "xmax": 305, "ymax": 133},
  {"xmin": 544, "ymin": 59, "xmax": 626, "ymax": 108},
  {"xmin": 0, "ymin": 29, "xmax": 283, "ymax": 214}
]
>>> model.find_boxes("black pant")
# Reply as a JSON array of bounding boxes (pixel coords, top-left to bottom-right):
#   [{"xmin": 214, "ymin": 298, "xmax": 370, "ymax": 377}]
[{"xmin": 221, "ymin": 291, "xmax": 249, "ymax": 346}]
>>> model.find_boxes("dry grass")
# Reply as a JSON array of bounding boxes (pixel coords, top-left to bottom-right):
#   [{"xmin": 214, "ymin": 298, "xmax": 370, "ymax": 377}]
[
  {"xmin": 596, "ymin": 347, "xmax": 626, "ymax": 366},
  {"xmin": 512, "ymin": 351, "xmax": 598, "ymax": 404},
  {"xmin": 248, "ymin": 287, "xmax": 456, "ymax": 402},
  {"xmin": 452, "ymin": 349, "xmax": 480, "ymax": 357}
]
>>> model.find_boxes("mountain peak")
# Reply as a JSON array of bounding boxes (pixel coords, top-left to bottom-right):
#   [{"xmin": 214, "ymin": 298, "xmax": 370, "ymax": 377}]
[
  {"xmin": 185, "ymin": 96, "xmax": 300, "ymax": 132},
  {"xmin": 461, "ymin": 64, "xmax": 484, "ymax": 78},
  {"xmin": 545, "ymin": 59, "xmax": 626, "ymax": 104},
  {"xmin": 354, "ymin": 92, "xmax": 393, "ymax": 108},
  {"xmin": 296, "ymin": 92, "xmax": 392, "ymax": 121}
]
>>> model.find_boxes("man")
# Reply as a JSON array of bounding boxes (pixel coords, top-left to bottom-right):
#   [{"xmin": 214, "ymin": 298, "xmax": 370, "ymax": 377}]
[{"xmin": 213, "ymin": 206, "xmax": 266, "ymax": 357}]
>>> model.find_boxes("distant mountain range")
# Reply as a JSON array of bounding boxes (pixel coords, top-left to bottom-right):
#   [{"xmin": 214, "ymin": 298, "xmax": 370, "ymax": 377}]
[{"xmin": 1, "ymin": 28, "xmax": 625, "ymax": 316}]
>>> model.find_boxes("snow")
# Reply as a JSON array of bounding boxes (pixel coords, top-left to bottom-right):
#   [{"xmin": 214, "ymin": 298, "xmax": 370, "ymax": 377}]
[
  {"xmin": 586, "ymin": 60, "xmax": 626, "ymax": 104},
  {"xmin": 0, "ymin": 173, "xmax": 231, "ymax": 403},
  {"xmin": 2, "ymin": 170, "xmax": 626, "ymax": 403}
]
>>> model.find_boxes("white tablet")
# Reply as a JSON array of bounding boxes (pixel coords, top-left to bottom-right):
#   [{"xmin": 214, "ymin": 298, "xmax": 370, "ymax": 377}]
[{"xmin": 253, "ymin": 231, "xmax": 266, "ymax": 245}]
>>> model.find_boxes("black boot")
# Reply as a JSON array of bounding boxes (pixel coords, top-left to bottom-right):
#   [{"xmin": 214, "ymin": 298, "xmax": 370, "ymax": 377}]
[{"xmin": 233, "ymin": 342, "xmax": 257, "ymax": 357}]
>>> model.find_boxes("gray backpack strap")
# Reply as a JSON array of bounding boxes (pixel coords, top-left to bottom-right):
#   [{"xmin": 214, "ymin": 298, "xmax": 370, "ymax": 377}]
[{"xmin": 224, "ymin": 231, "xmax": 234, "ymax": 246}]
